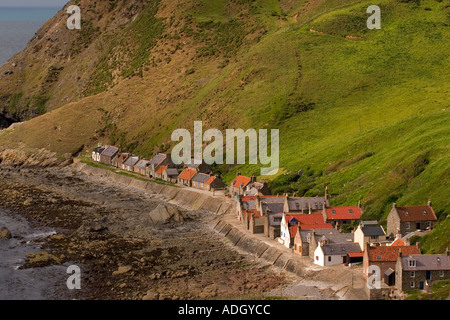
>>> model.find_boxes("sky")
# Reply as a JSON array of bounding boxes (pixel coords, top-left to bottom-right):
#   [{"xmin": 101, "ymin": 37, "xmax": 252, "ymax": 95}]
[{"xmin": 0, "ymin": 0, "xmax": 68, "ymax": 7}]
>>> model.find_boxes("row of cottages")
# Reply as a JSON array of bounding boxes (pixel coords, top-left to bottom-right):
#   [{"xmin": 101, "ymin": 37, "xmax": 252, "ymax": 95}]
[
  {"xmin": 91, "ymin": 146, "xmax": 181, "ymax": 183},
  {"xmin": 177, "ymin": 163, "xmax": 226, "ymax": 191}
]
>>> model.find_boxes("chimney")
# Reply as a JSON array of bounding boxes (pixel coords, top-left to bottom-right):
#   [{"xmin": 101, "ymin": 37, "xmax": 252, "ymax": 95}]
[
  {"xmin": 283, "ymin": 193, "xmax": 289, "ymax": 213},
  {"xmin": 308, "ymin": 201, "xmax": 312, "ymax": 214},
  {"xmin": 255, "ymin": 194, "xmax": 261, "ymax": 213},
  {"xmin": 398, "ymin": 248, "xmax": 402, "ymax": 258},
  {"xmin": 446, "ymin": 247, "xmax": 449, "ymax": 257},
  {"xmin": 416, "ymin": 242, "xmax": 420, "ymax": 250},
  {"xmin": 324, "ymin": 186, "xmax": 328, "ymax": 202},
  {"xmin": 393, "ymin": 202, "xmax": 397, "ymax": 208},
  {"xmin": 251, "ymin": 174, "xmax": 256, "ymax": 183},
  {"xmin": 358, "ymin": 200, "xmax": 362, "ymax": 208},
  {"xmin": 427, "ymin": 199, "xmax": 432, "ymax": 207},
  {"xmin": 237, "ymin": 171, "xmax": 241, "ymax": 177}
]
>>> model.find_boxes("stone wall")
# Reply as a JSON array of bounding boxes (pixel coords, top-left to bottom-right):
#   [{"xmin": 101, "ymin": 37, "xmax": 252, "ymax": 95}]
[{"xmin": 74, "ymin": 162, "xmax": 234, "ymax": 215}]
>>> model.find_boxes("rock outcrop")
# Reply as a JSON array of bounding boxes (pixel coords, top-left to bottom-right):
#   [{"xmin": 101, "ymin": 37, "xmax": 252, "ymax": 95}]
[
  {"xmin": 148, "ymin": 203, "xmax": 186, "ymax": 225},
  {"xmin": 0, "ymin": 227, "xmax": 12, "ymax": 239}
]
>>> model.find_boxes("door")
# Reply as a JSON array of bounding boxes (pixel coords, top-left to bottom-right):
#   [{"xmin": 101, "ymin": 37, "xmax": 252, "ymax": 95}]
[
  {"xmin": 416, "ymin": 222, "xmax": 421, "ymax": 230},
  {"xmin": 343, "ymin": 256, "xmax": 347, "ymax": 264},
  {"xmin": 419, "ymin": 281, "xmax": 424, "ymax": 290},
  {"xmin": 426, "ymin": 271, "xmax": 431, "ymax": 280}
]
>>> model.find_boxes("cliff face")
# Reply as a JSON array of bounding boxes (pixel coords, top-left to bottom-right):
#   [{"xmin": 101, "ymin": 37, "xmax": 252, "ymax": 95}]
[{"xmin": 0, "ymin": 0, "xmax": 152, "ymax": 127}]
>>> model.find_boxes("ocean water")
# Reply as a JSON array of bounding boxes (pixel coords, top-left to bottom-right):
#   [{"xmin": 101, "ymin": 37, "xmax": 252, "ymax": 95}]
[
  {"xmin": 0, "ymin": 208, "xmax": 70, "ymax": 300},
  {"xmin": 0, "ymin": 7, "xmax": 62, "ymax": 66}
]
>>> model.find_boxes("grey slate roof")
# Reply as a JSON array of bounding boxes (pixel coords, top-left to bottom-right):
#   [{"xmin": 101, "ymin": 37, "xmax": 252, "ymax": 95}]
[
  {"xmin": 321, "ymin": 243, "xmax": 362, "ymax": 256},
  {"xmin": 101, "ymin": 146, "xmax": 119, "ymax": 158},
  {"xmin": 362, "ymin": 225, "xmax": 385, "ymax": 236},
  {"xmin": 192, "ymin": 172, "xmax": 210, "ymax": 183},
  {"xmin": 149, "ymin": 153, "xmax": 167, "ymax": 167},
  {"xmin": 299, "ymin": 229, "xmax": 339, "ymax": 242},
  {"xmin": 288, "ymin": 197, "xmax": 328, "ymax": 211},
  {"xmin": 402, "ymin": 255, "xmax": 450, "ymax": 271},
  {"xmin": 123, "ymin": 156, "xmax": 139, "ymax": 167},
  {"xmin": 165, "ymin": 168, "xmax": 179, "ymax": 177},
  {"xmin": 261, "ymin": 202, "xmax": 285, "ymax": 214},
  {"xmin": 320, "ymin": 233, "xmax": 355, "ymax": 244},
  {"xmin": 134, "ymin": 159, "xmax": 150, "ymax": 170}
]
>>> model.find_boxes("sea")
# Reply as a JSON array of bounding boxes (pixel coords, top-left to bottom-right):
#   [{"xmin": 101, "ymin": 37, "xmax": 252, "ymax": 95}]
[
  {"xmin": 0, "ymin": 7, "xmax": 62, "ymax": 66},
  {"xmin": 0, "ymin": 208, "xmax": 68, "ymax": 300}
]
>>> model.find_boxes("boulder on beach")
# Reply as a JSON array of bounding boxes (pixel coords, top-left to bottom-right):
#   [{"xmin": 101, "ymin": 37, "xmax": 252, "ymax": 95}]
[
  {"xmin": 148, "ymin": 203, "xmax": 185, "ymax": 225},
  {"xmin": 0, "ymin": 227, "xmax": 12, "ymax": 239}
]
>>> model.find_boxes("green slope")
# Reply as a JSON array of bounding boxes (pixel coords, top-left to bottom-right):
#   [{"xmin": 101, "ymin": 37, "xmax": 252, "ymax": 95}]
[{"xmin": 0, "ymin": 0, "xmax": 448, "ymax": 249}]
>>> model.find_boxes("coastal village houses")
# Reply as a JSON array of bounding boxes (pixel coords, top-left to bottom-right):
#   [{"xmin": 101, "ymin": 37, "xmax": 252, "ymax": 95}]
[
  {"xmin": 386, "ymin": 201, "xmax": 437, "ymax": 238},
  {"xmin": 92, "ymin": 146, "xmax": 105, "ymax": 162},
  {"xmin": 314, "ymin": 242, "xmax": 362, "ymax": 267},
  {"xmin": 134, "ymin": 159, "xmax": 150, "ymax": 176},
  {"xmin": 123, "ymin": 155, "xmax": 139, "ymax": 172},
  {"xmin": 115, "ymin": 152, "xmax": 130, "ymax": 169},
  {"xmin": 322, "ymin": 204, "xmax": 362, "ymax": 231},
  {"xmin": 363, "ymin": 242, "xmax": 421, "ymax": 281},
  {"xmin": 89, "ymin": 144, "xmax": 449, "ymax": 298},
  {"xmin": 395, "ymin": 251, "xmax": 450, "ymax": 291},
  {"xmin": 354, "ymin": 220, "xmax": 387, "ymax": 249},
  {"xmin": 147, "ymin": 153, "xmax": 174, "ymax": 178},
  {"xmin": 100, "ymin": 145, "xmax": 119, "ymax": 166},
  {"xmin": 177, "ymin": 167, "xmax": 197, "ymax": 187},
  {"xmin": 280, "ymin": 213, "xmax": 333, "ymax": 248}
]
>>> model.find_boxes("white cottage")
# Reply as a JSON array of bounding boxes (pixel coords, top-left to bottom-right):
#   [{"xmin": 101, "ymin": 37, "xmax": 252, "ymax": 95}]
[{"xmin": 314, "ymin": 242, "xmax": 362, "ymax": 266}]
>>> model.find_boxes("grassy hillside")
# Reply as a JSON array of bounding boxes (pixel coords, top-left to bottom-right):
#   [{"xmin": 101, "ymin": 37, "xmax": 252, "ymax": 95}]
[{"xmin": 0, "ymin": 0, "xmax": 448, "ymax": 249}]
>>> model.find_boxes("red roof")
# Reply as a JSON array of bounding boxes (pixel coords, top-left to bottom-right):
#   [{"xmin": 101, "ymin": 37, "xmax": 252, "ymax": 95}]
[
  {"xmin": 348, "ymin": 252, "xmax": 364, "ymax": 258},
  {"xmin": 299, "ymin": 223, "xmax": 333, "ymax": 230},
  {"xmin": 155, "ymin": 165, "xmax": 167, "ymax": 175},
  {"xmin": 245, "ymin": 209, "xmax": 262, "ymax": 218},
  {"xmin": 368, "ymin": 245, "xmax": 420, "ymax": 262},
  {"xmin": 390, "ymin": 237, "xmax": 406, "ymax": 246},
  {"xmin": 205, "ymin": 176, "xmax": 216, "ymax": 185},
  {"xmin": 326, "ymin": 206, "xmax": 362, "ymax": 220},
  {"xmin": 178, "ymin": 168, "xmax": 197, "ymax": 181},
  {"xmin": 286, "ymin": 214, "xmax": 332, "ymax": 237},
  {"xmin": 230, "ymin": 175, "xmax": 252, "ymax": 189},
  {"xmin": 395, "ymin": 205, "xmax": 437, "ymax": 222}
]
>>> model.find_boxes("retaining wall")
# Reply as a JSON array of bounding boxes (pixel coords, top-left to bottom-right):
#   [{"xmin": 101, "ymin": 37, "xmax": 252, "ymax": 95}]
[{"xmin": 74, "ymin": 162, "xmax": 234, "ymax": 215}]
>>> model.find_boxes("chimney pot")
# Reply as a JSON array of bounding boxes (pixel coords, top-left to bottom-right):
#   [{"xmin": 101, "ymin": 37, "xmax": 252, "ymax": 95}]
[{"xmin": 427, "ymin": 199, "xmax": 432, "ymax": 207}]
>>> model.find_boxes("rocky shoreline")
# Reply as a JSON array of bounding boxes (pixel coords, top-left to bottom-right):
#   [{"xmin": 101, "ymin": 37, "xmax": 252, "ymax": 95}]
[{"xmin": 0, "ymin": 164, "xmax": 289, "ymax": 300}]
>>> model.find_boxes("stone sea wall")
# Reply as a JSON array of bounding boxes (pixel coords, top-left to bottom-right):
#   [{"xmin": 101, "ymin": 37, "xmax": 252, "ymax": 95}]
[{"xmin": 72, "ymin": 161, "xmax": 234, "ymax": 215}]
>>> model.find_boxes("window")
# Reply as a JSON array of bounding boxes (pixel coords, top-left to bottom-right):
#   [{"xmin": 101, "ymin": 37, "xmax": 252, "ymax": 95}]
[
  {"xmin": 349, "ymin": 209, "xmax": 353, "ymax": 214},
  {"xmin": 332, "ymin": 210, "xmax": 336, "ymax": 214},
  {"xmin": 410, "ymin": 271, "xmax": 415, "ymax": 278},
  {"xmin": 405, "ymin": 211, "xmax": 409, "ymax": 216},
  {"xmin": 377, "ymin": 255, "xmax": 382, "ymax": 259},
  {"xmin": 409, "ymin": 259, "xmax": 416, "ymax": 267},
  {"xmin": 422, "ymin": 210, "xmax": 427, "ymax": 215},
  {"xmin": 440, "ymin": 271, "xmax": 445, "ymax": 278},
  {"xmin": 316, "ymin": 256, "xmax": 319, "ymax": 261},
  {"xmin": 328, "ymin": 256, "xmax": 331, "ymax": 262},
  {"xmin": 410, "ymin": 282, "xmax": 415, "ymax": 288},
  {"xmin": 406, "ymin": 222, "xmax": 410, "ymax": 230}
]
